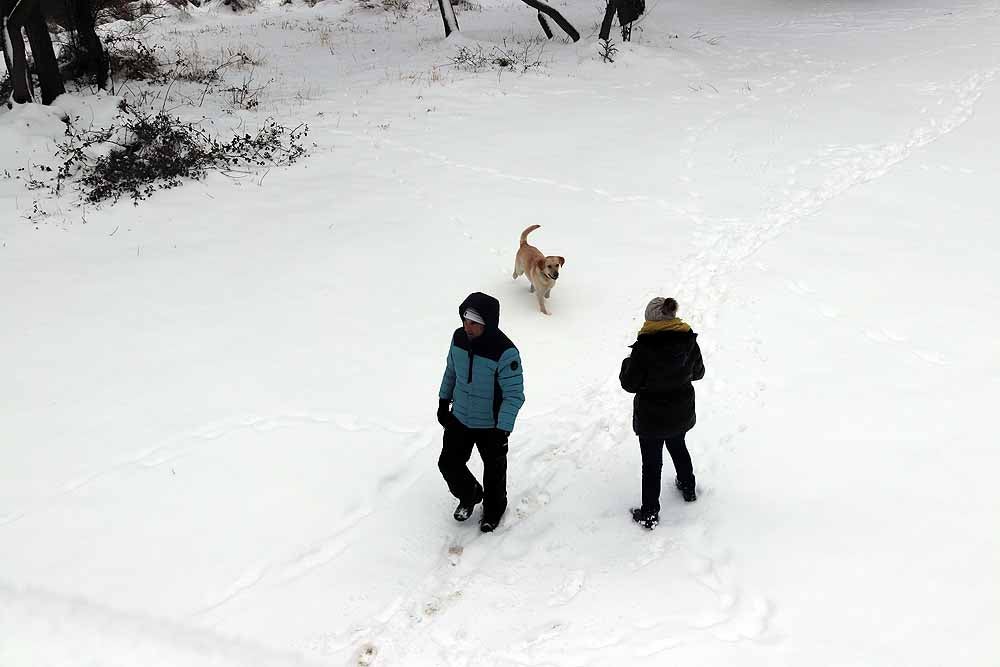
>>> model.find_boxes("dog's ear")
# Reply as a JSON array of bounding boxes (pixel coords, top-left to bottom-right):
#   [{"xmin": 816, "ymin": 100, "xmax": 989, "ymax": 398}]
[{"xmin": 556, "ymin": 256, "xmax": 565, "ymax": 267}]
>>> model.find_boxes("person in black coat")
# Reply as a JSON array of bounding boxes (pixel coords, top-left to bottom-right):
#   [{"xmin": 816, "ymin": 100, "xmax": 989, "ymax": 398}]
[{"xmin": 619, "ymin": 297, "xmax": 705, "ymax": 529}]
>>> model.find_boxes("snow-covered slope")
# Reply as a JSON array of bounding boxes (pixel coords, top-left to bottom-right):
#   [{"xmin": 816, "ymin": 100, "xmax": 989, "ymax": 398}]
[{"xmin": 2, "ymin": 0, "xmax": 998, "ymax": 664}]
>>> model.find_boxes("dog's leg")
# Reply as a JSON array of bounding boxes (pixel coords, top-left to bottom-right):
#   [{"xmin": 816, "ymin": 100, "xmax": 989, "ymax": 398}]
[
  {"xmin": 512, "ymin": 260, "xmax": 521, "ymax": 280},
  {"xmin": 544, "ymin": 288, "xmax": 551, "ymax": 299},
  {"xmin": 529, "ymin": 283, "xmax": 535, "ymax": 293},
  {"xmin": 536, "ymin": 291, "xmax": 550, "ymax": 315}
]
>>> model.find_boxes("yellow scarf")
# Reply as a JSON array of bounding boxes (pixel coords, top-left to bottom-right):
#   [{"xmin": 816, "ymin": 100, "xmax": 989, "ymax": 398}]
[{"xmin": 639, "ymin": 318, "xmax": 692, "ymax": 336}]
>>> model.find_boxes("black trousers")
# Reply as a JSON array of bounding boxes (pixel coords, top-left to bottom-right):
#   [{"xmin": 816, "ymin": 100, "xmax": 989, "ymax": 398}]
[
  {"xmin": 639, "ymin": 434, "xmax": 694, "ymax": 513},
  {"xmin": 438, "ymin": 420, "xmax": 508, "ymax": 522}
]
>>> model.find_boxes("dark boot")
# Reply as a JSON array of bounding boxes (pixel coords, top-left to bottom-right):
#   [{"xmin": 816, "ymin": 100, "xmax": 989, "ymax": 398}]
[
  {"xmin": 630, "ymin": 507, "xmax": 659, "ymax": 530},
  {"xmin": 478, "ymin": 432, "xmax": 508, "ymax": 528},
  {"xmin": 675, "ymin": 476, "xmax": 697, "ymax": 502},
  {"xmin": 479, "ymin": 507, "xmax": 505, "ymax": 533},
  {"xmin": 453, "ymin": 484, "xmax": 484, "ymax": 521}
]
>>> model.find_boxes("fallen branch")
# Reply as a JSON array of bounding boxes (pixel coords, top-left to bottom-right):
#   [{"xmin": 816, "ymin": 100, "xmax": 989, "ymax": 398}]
[
  {"xmin": 517, "ymin": 0, "xmax": 578, "ymax": 42},
  {"xmin": 536, "ymin": 12, "xmax": 553, "ymax": 39}
]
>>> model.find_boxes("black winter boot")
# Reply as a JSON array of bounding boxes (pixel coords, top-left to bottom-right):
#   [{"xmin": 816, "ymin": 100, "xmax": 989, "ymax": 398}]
[
  {"xmin": 630, "ymin": 507, "xmax": 659, "ymax": 530},
  {"xmin": 675, "ymin": 477, "xmax": 697, "ymax": 502},
  {"xmin": 479, "ymin": 509, "xmax": 504, "ymax": 533},
  {"xmin": 453, "ymin": 485, "xmax": 484, "ymax": 521}
]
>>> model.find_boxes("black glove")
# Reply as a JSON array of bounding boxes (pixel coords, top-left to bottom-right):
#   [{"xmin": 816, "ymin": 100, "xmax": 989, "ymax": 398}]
[
  {"xmin": 437, "ymin": 399, "xmax": 451, "ymax": 427},
  {"xmin": 492, "ymin": 428, "xmax": 509, "ymax": 445}
]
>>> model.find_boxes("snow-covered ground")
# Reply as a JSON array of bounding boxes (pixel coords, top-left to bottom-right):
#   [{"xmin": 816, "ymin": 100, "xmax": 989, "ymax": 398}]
[{"xmin": 2, "ymin": 0, "xmax": 999, "ymax": 664}]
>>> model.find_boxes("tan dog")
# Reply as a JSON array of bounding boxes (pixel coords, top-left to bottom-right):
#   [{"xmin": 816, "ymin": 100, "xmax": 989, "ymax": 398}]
[{"xmin": 513, "ymin": 225, "xmax": 565, "ymax": 316}]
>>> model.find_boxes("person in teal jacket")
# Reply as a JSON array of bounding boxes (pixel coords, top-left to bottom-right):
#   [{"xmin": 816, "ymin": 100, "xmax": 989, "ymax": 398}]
[{"xmin": 438, "ymin": 292, "xmax": 525, "ymax": 532}]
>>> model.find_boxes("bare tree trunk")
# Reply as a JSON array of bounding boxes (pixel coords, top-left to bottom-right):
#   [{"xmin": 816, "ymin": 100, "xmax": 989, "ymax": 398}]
[
  {"xmin": 24, "ymin": 1, "xmax": 63, "ymax": 104},
  {"xmin": 2, "ymin": 13, "xmax": 34, "ymax": 104},
  {"xmin": 599, "ymin": 0, "xmax": 616, "ymax": 40},
  {"xmin": 72, "ymin": 0, "xmax": 107, "ymax": 88},
  {"xmin": 436, "ymin": 0, "xmax": 459, "ymax": 37},
  {"xmin": 517, "ymin": 0, "xmax": 578, "ymax": 42},
  {"xmin": 1, "ymin": 0, "xmax": 16, "ymax": 97}
]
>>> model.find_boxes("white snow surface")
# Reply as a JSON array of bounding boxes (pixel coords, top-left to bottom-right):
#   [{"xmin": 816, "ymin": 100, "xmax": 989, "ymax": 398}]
[{"xmin": 2, "ymin": 0, "xmax": 999, "ymax": 664}]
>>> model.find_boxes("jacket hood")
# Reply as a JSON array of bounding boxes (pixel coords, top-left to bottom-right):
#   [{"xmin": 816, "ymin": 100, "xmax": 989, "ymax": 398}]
[{"xmin": 459, "ymin": 292, "xmax": 501, "ymax": 331}]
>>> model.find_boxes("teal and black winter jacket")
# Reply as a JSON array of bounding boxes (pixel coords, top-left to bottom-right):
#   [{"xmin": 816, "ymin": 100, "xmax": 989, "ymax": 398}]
[{"xmin": 439, "ymin": 293, "xmax": 525, "ymax": 432}]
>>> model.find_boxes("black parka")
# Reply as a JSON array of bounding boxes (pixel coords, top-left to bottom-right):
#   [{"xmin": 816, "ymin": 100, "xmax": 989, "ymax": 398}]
[{"xmin": 619, "ymin": 328, "xmax": 705, "ymax": 437}]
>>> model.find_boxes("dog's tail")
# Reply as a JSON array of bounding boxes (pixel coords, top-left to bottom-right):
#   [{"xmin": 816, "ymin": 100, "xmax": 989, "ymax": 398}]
[{"xmin": 520, "ymin": 224, "xmax": 541, "ymax": 246}]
